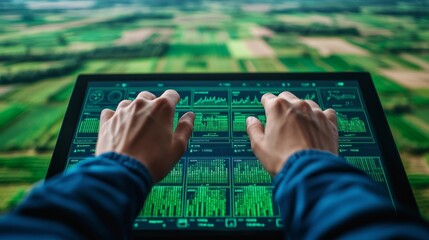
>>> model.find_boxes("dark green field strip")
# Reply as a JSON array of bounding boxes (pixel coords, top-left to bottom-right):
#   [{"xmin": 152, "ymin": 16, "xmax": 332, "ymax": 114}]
[
  {"xmin": 409, "ymin": 174, "xmax": 429, "ymax": 189},
  {"xmin": 387, "ymin": 115, "xmax": 429, "ymax": 143},
  {"xmin": 0, "ymin": 105, "xmax": 66, "ymax": 151},
  {"xmin": 381, "ymin": 55, "xmax": 422, "ymax": 70},
  {"xmin": 11, "ymin": 32, "xmax": 63, "ymax": 48},
  {"xmin": 4, "ymin": 76, "xmax": 74, "ymax": 104},
  {"xmin": 279, "ymin": 57, "xmax": 326, "ymax": 71},
  {"xmin": 48, "ymin": 82, "xmax": 74, "ymax": 103},
  {"xmin": 372, "ymin": 73, "xmax": 408, "ymax": 93},
  {"xmin": 410, "ymin": 91, "xmax": 429, "ymax": 106},
  {"xmin": 346, "ymin": 14, "xmax": 391, "ymax": 28},
  {"xmin": 421, "ymin": 55, "xmax": 429, "ymax": 62},
  {"xmin": 318, "ymin": 55, "xmax": 362, "ymax": 71},
  {"xmin": 0, "ymin": 155, "xmax": 50, "ymax": 183},
  {"xmin": 166, "ymin": 44, "xmax": 230, "ymax": 57},
  {"xmin": 0, "ymin": 104, "xmax": 27, "ymax": 129},
  {"xmin": 238, "ymin": 59, "xmax": 248, "ymax": 72},
  {"xmin": 415, "ymin": 108, "xmax": 429, "ymax": 125},
  {"xmin": 36, "ymin": 119, "xmax": 63, "ymax": 151}
]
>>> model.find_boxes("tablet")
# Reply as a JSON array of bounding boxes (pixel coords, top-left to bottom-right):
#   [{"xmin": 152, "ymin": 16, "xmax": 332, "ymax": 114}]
[{"xmin": 46, "ymin": 73, "xmax": 417, "ymax": 239}]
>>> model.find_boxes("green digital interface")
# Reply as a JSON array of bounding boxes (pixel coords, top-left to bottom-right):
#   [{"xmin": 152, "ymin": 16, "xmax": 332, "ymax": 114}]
[{"xmin": 65, "ymin": 79, "xmax": 394, "ymax": 231}]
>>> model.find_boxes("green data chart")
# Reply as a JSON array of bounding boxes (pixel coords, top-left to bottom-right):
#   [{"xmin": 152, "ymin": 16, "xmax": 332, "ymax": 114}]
[{"xmin": 65, "ymin": 79, "xmax": 393, "ymax": 231}]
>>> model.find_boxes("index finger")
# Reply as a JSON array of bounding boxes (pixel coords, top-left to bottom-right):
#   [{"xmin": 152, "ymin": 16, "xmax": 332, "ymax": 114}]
[
  {"xmin": 159, "ymin": 89, "xmax": 180, "ymax": 107},
  {"xmin": 261, "ymin": 93, "xmax": 276, "ymax": 107}
]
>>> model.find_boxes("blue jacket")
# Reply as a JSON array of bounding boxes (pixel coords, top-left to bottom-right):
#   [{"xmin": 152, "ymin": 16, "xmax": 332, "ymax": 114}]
[{"xmin": 0, "ymin": 150, "xmax": 428, "ymax": 239}]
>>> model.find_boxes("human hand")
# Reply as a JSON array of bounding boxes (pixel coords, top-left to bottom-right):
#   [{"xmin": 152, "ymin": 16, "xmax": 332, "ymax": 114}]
[
  {"xmin": 96, "ymin": 90, "xmax": 195, "ymax": 183},
  {"xmin": 246, "ymin": 91, "xmax": 338, "ymax": 176}
]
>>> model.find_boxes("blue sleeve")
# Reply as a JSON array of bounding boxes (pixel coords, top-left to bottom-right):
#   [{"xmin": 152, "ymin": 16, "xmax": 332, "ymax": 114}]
[
  {"xmin": 274, "ymin": 150, "xmax": 429, "ymax": 239},
  {"xmin": 0, "ymin": 152, "xmax": 153, "ymax": 239}
]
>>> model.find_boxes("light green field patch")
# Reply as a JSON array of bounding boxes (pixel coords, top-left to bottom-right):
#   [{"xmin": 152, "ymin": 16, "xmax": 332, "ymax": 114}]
[
  {"xmin": 340, "ymin": 55, "xmax": 390, "ymax": 71},
  {"xmin": 207, "ymin": 58, "xmax": 240, "ymax": 72},
  {"xmin": 161, "ymin": 57, "xmax": 187, "ymax": 73},
  {"xmin": 81, "ymin": 60, "xmax": 112, "ymax": 73},
  {"xmin": 227, "ymin": 40, "xmax": 253, "ymax": 58},
  {"xmin": 0, "ymin": 46, "xmax": 27, "ymax": 55},
  {"xmin": 251, "ymin": 58, "xmax": 286, "ymax": 72},
  {"xmin": 96, "ymin": 59, "xmax": 157, "ymax": 73},
  {"xmin": 122, "ymin": 59, "xmax": 158, "ymax": 73}
]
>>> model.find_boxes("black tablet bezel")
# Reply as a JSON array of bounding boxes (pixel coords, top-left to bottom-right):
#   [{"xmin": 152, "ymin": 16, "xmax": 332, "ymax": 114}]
[{"xmin": 46, "ymin": 73, "xmax": 418, "ymax": 239}]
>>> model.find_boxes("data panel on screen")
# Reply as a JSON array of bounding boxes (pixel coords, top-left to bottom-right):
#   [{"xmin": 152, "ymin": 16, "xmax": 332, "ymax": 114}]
[{"xmin": 65, "ymin": 80, "xmax": 393, "ymax": 231}]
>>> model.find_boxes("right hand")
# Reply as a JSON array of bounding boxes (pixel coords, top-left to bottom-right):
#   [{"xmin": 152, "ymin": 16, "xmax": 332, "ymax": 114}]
[{"xmin": 246, "ymin": 91, "xmax": 338, "ymax": 176}]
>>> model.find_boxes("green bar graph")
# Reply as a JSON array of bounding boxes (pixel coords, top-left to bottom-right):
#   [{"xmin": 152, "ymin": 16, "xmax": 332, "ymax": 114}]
[
  {"xmin": 187, "ymin": 159, "xmax": 228, "ymax": 184},
  {"xmin": 140, "ymin": 186, "xmax": 182, "ymax": 217},
  {"xmin": 346, "ymin": 157, "xmax": 387, "ymax": 183},
  {"xmin": 234, "ymin": 186, "xmax": 274, "ymax": 217},
  {"xmin": 185, "ymin": 187, "xmax": 227, "ymax": 217},
  {"xmin": 78, "ymin": 118, "xmax": 99, "ymax": 133},
  {"xmin": 337, "ymin": 113, "xmax": 366, "ymax": 133},
  {"xmin": 233, "ymin": 159, "xmax": 271, "ymax": 184},
  {"xmin": 233, "ymin": 113, "xmax": 265, "ymax": 132},
  {"xmin": 194, "ymin": 112, "xmax": 228, "ymax": 132}
]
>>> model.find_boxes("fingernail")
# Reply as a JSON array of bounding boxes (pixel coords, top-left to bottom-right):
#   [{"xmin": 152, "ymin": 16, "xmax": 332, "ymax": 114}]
[
  {"xmin": 183, "ymin": 112, "xmax": 195, "ymax": 120},
  {"xmin": 246, "ymin": 116, "xmax": 256, "ymax": 124}
]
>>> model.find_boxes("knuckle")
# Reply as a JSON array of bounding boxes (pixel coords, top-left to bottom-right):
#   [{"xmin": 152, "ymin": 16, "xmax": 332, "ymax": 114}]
[
  {"xmin": 155, "ymin": 97, "xmax": 173, "ymax": 110},
  {"xmin": 270, "ymin": 98, "xmax": 288, "ymax": 110},
  {"xmin": 279, "ymin": 91, "xmax": 290, "ymax": 98},
  {"xmin": 133, "ymin": 98, "xmax": 146, "ymax": 108},
  {"xmin": 294, "ymin": 100, "xmax": 310, "ymax": 109},
  {"xmin": 314, "ymin": 109, "xmax": 325, "ymax": 119},
  {"xmin": 118, "ymin": 100, "xmax": 130, "ymax": 107},
  {"xmin": 155, "ymin": 97, "xmax": 169, "ymax": 106},
  {"xmin": 306, "ymin": 100, "xmax": 318, "ymax": 107}
]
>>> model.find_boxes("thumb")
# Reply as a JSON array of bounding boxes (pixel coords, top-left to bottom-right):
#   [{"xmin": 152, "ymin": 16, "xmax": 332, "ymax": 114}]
[
  {"xmin": 173, "ymin": 112, "xmax": 195, "ymax": 158},
  {"xmin": 246, "ymin": 116, "xmax": 264, "ymax": 150}
]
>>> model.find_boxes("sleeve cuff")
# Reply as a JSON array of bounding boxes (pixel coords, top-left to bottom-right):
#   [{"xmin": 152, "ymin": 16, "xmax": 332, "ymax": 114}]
[
  {"xmin": 272, "ymin": 149, "xmax": 344, "ymax": 189},
  {"xmin": 97, "ymin": 152, "xmax": 154, "ymax": 187}
]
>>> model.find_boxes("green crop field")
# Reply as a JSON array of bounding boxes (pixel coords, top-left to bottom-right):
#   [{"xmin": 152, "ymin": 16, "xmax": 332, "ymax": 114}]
[{"xmin": 1, "ymin": 0, "xmax": 429, "ymax": 220}]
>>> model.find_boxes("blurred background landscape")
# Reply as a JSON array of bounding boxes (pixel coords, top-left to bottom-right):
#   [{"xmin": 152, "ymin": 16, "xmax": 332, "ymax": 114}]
[{"xmin": 0, "ymin": 0, "xmax": 429, "ymax": 217}]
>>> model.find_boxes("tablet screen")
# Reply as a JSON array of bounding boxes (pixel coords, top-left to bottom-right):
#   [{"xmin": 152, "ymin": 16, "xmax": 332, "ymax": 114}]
[{"xmin": 64, "ymin": 79, "xmax": 394, "ymax": 231}]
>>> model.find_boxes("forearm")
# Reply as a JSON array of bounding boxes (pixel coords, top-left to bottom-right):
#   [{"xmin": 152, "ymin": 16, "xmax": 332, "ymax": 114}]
[
  {"xmin": 274, "ymin": 150, "xmax": 429, "ymax": 239},
  {"xmin": 0, "ymin": 152, "xmax": 152, "ymax": 239}
]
